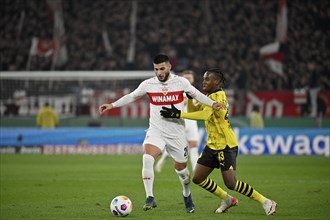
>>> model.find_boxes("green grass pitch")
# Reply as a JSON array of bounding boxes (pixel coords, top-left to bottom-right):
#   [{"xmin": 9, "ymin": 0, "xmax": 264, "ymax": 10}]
[{"xmin": 1, "ymin": 154, "xmax": 329, "ymax": 220}]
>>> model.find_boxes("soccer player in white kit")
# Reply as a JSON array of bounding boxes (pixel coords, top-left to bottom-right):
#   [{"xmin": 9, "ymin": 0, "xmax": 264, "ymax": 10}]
[
  {"xmin": 99, "ymin": 54, "xmax": 219, "ymax": 213},
  {"xmin": 155, "ymin": 70, "xmax": 200, "ymax": 173}
]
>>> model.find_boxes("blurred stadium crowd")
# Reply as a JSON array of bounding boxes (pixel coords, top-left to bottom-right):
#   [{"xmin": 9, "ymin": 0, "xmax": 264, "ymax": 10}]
[{"xmin": 1, "ymin": 0, "xmax": 329, "ymax": 91}]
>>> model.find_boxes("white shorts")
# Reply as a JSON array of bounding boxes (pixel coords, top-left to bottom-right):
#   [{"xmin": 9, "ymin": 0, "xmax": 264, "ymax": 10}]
[
  {"xmin": 184, "ymin": 119, "xmax": 199, "ymax": 142},
  {"xmin": 143, "ymin": 129, "xmax": 188, "ymax": 163}
]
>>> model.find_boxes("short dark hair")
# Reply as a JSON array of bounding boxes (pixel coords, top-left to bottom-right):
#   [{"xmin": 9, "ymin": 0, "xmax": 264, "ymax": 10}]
[
  {"xmin": 153, "ymin": 54, "xmax": 170, "ymax": 64},
  {"xmin": 207, "ymin": 68, "xmax": 226, "ymax": 84}
]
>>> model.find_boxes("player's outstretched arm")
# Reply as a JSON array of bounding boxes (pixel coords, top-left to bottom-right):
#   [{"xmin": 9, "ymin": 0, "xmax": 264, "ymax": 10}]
[
  {"xmin": 99, "ymin": 103, "xmax": 114, "ymax": 115},
  {"xmin": 98, "ymin": 91, "xmax": 142, "ymax": 115},
  {"xmin": 160, "ymin": 104, "xmax": 212, "ymax": 120}
]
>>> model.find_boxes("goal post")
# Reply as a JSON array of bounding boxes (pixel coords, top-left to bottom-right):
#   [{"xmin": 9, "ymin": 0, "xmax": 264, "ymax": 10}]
[
  {"xmin": 0, "ymin": 71, "xmax": 154, "ymax": 119},
  {"xmin": 0, "ymin": 71, "xmax": 154, "ymax": 80}
]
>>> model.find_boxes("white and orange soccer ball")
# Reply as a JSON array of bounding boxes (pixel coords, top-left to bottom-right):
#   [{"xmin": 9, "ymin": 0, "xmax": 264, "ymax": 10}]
[{"xmin": 110, "ymin": 195, "xmax": 133, "ymax": 217}]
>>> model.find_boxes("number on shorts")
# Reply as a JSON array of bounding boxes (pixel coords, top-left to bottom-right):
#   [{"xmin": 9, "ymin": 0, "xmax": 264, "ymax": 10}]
[
  {"xmin": 184, "ymin": 146, "xmax": 188, "ymax": 157},
  {"xmin": 218, "ymin": 151, "xmax": 224, "ymax": 162}
]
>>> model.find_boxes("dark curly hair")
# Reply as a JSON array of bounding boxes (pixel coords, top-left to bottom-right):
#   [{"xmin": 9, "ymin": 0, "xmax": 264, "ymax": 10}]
[{"xmin": 206, "ymin": 68, "xmax": 226, "ymax": 85}]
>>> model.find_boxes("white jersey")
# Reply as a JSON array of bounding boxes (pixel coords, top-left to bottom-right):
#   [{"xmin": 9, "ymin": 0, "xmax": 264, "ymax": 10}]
[
  {"xmin": 112, "ymin": 73, "xmax": 215, "ymax": 139},
  {"xmin": 183, "ymin": 95, "xmax": 199, "ymax": 142}
]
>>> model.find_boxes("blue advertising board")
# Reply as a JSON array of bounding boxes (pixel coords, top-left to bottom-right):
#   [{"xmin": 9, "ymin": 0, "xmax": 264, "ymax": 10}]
[
  {"xmin": 0, "ymin": 128, "xmax": 329, "ymax": 156},
  {"xmin": 233, "ymin": 128, "xmax": 329, "ymax": 156}
]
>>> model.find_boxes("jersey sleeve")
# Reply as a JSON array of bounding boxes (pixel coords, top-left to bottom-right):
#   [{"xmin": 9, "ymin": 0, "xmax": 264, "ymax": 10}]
[
  {"xmin": 186, "ymin": 99, "xmax": 197, "ymax": 112},
  {"xmin": 181, "ymin": 92, "xmax": 214, "ymax": 120},
  {"xmin": 181, "ymin": 106, "xmax": 213, "ymax": 120},
  {"xmin": 112, "ymin": 80, "xmax": 147, "ymax": 108},
  {"xmin": 208, "ymin": 92, "xmax": 228, "ymax": 119},
  {"xmin": 181, "ymin": 91, "xmax": 227, "ymax": 120},
  {"xmin": 182, "ymin": 78, "xmax": 215, "ymax": 107}
]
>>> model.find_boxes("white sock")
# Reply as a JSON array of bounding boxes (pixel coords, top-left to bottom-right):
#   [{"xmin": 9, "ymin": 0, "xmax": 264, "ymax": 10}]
[
  {"xmin": 175, "ymin": 167, "xmax": 191, "ymax": 197},
  {"xmin": 142, "ymin": 154, "xmax": 155, "ymax": 197},
  {"xmin": 189, "ymin": 147, "xmax": 199, "ymax": 171},
  {"xmin": 155, "ymin": 150, "xmax": 169, "ymax": 172}
]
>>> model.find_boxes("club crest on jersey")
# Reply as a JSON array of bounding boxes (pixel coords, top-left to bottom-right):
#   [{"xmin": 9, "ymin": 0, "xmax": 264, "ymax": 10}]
[{"xmin": 162, "ymin": 86, "xmax": 168, "ymax": 95}]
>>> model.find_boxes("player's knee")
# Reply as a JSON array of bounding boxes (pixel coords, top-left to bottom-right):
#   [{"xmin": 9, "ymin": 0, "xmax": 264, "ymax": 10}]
[
  {"xmin": 174, "ymin": 163, "xmax": 187, "ymax": 171},
  {"xmin": 224, "ymin": 180, "xmax": 236, "ymax": 190},
  {"xmin": 192, "ymin": 175, "xmax": 202, "ymax": 185}
]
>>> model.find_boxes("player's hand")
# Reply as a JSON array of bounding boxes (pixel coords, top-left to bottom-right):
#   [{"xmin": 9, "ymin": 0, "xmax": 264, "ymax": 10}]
[
  {"xmin": 160, "ymin": 104, "xmax": 181, "ymax": 118},
  {"xmin": 99, "ymin": 103, "xmax": 113, "ymax": 114},
  {"xmin": 212, "ymin": 102, "xmax": 227, "ymax": 110}
]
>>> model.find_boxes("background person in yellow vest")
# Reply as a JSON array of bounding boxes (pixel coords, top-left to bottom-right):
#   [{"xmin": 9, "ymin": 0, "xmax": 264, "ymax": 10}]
[
  {"xmin": 249, "ymin": 105, "xmax": 264, "ymax": 128},
  {"xmin": 36, "ymin": 102, "xmax": 59, "ymax": 128}
]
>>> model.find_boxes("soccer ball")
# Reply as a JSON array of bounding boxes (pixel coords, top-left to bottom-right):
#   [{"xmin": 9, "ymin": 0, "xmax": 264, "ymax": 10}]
[{"xmin": 110, "ymin": 195, "xmax": 133, "ymax": 217}]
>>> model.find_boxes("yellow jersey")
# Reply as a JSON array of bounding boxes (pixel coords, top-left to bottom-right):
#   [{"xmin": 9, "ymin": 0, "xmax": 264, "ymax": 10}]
[
  {"xmin": 180, "ymin": 89, "xmax": 238, "ymax": 150},
  {"xmin": 250, "ymin": 111, "xmax": 264, "ymax": 128},
  {"xmin": 36, "ymin": 106, "xmax": 59, "ymax": 128}
]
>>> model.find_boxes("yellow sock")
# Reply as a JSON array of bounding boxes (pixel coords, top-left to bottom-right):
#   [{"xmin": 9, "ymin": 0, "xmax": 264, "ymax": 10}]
[
  {"xmin": 251, "ymin": 189, "xmax": 267, "ymax": 204},
  {"xmin": 234, "ymin": 180, "xmax": 267, "ymax": 204},
  {"xmin": 199, "ymin": 178, "xmax": 227, "ymax": 199}
]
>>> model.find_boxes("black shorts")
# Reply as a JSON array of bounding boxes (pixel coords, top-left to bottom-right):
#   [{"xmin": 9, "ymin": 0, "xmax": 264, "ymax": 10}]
[{"xmin": 197, "ymin": 145, "xmax": 238, "ymax": 171}]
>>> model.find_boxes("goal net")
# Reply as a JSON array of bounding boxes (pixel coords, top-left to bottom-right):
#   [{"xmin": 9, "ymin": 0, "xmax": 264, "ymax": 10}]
[{"xmin": 0, "ymin": 71, "xmax": 154, "ymax": 119}]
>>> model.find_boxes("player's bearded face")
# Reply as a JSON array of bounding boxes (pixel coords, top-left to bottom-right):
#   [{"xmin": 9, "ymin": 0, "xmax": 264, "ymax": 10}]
[{"xmin": 154, "ymin": 62, "xmax": 171, "ymax": 82}]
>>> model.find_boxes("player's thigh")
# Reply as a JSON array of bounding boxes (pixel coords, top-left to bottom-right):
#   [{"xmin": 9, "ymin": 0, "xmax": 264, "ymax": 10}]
[
  {"xmin": 143, "ymin": 129, "xmax": 166, "ymax": 156},
  {"xmin": 219, "ymin": 146, "xmax": 238, "ymax": 172},
  {"xmin": 166, "ymin": 137, "xmax": 189, "ymax": 164},
  {"xmin": 197, "ymin": 146, "xmax": 220, "ymax": 169}
]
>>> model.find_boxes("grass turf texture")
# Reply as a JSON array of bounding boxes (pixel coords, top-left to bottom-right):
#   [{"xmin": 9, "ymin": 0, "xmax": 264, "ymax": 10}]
[{"xmin": 0, "ymin": 154, "xmax": 329, "ymax": 220}]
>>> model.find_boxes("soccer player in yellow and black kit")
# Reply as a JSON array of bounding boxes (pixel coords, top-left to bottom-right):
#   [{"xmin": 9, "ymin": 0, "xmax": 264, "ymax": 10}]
[{"xmin": 160, "ymin": 68, "xmax": 277, "ymax": 216}]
